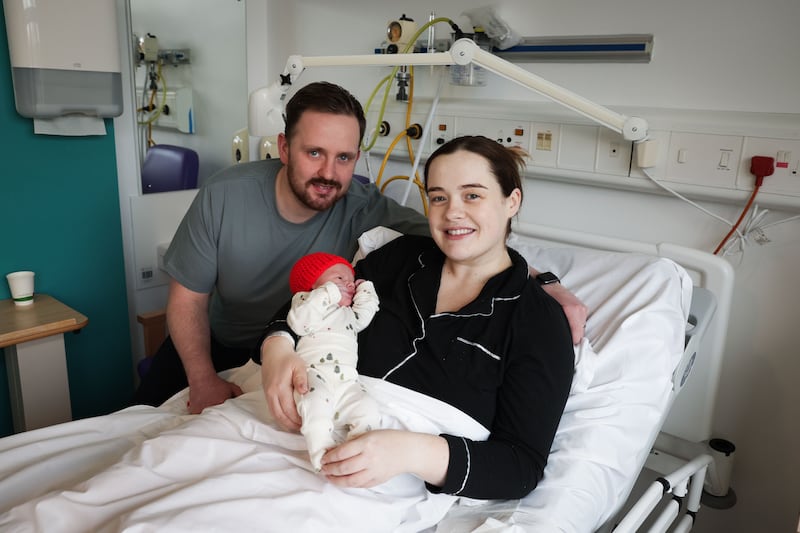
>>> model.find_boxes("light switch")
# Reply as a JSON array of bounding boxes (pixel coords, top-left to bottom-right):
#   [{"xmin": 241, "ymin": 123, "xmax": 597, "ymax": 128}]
[
  {"xmin": 719, "ymin": 150, "xmax": 731, "ymax": 168},
  {"xmin": 665, "ymin": 132, "xmax": 742, "ymax": 188}
]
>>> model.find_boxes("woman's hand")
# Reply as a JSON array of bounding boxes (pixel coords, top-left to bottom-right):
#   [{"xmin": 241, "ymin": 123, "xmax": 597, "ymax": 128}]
[
  {"xmin": 260, "ymin": 335, "xmax": 308, "ymax": 431},
  {"xmin": 320, "ymin": 430, "xmax": 449, "ymax": 488}
]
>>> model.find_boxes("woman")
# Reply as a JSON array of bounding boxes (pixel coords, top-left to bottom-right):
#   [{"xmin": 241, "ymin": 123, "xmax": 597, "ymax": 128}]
[{"xmin": 258, "ymin": 136, "xmax": 574, "ymax": 500}]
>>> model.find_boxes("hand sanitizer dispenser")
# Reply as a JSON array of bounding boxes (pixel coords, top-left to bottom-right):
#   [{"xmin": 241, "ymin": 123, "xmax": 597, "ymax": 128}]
[{"xmin": 3, "ymin": 0, "xmax": 123, "ymax": 118}]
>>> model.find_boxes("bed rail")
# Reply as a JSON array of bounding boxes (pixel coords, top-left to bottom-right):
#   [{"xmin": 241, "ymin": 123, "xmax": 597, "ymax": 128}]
[
  {"xmin": 512, "ymin": 221, "xmax": 734, "ymax": 443},
  {"xmin": 613, "ymin": 454, "xmax": 713, "ymax": 533}
]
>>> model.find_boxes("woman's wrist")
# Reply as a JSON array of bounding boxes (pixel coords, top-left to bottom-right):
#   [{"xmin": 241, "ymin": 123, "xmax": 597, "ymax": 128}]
[
  {"xmin": 259, "ymin": 332, "xmax": 295, "ymax": 363},
  {"xmin": 408, "ymin": 432, "xmax": 449, "ymax": 487}
]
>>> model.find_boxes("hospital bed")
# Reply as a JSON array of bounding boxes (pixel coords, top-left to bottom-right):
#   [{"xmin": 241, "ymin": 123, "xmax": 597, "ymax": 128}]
[{"xmin": 0, "ymin": 223, "xmax": 732, "ymax": 532}]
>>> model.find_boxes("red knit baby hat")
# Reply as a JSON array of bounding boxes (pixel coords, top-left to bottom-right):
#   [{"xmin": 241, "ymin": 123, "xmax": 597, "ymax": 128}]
[{"xmin": 289, "ymin": 252, "xmax": 354, "ymax": 294}]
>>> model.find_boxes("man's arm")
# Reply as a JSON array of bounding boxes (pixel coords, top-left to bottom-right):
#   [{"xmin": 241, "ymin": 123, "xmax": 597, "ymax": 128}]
[
  {"xmin": 528, "ymin": 267, "xmax": 588, "ymax": 344},
  {"xmin": 167, "ymin": 279, "xmax": 242, "ymax": 413}
]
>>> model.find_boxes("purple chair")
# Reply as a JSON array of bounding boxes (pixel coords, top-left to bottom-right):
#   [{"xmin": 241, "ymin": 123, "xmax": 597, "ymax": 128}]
[{"xmin": 141, "ymin": 144, "xmax": 199, "ymax": 194}]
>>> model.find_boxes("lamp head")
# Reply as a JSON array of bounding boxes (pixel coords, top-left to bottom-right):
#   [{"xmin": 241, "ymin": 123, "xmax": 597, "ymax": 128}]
[{"xmin": 248, "ymin": 81, "xmax": 287, "ymax": 137}]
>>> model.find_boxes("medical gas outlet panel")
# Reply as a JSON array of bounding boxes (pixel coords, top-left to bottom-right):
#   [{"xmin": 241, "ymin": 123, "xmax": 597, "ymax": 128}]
[{"xmin": 367, "ymin": 101, "xmax": 800, "ymax": 210}]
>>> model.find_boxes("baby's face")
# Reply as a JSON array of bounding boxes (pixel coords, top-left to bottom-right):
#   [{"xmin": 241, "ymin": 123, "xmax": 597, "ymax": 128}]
[{"xmin": 314, "ymin": 263, "xmax": 356, "ymax": 306}]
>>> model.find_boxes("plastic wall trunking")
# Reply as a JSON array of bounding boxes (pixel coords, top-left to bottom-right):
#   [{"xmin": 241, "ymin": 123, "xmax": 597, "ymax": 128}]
[{"xmin": 365, "ymin": 100, "xmax": 800, "ymax": 208}]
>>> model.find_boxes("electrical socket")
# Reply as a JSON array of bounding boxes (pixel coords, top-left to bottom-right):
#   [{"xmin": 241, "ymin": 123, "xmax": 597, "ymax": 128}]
[
  {"xmin": 737, "ymin": 137, "xmax": 800, "ymax": 196},
  {"xmin": 595, "ymin": 128, "xmax": 632, "ymax": 176},
  {"xmin": 259, "ymin": 135, "xmax": 279, "ymax": 160},
  {"xmin": 232, "ymin": 128, "xmax": 249, "ymax": 163},
  {"xmin": 430, "ymin": 115, "xmax": 455, "ymax": 152},
  {"xmin": 630, "ymin": 130, "xmax": 671, "ymax": 178},
  {"xmin": 529, "ymin": 123, "xmax": 560, "ymax": 168}
]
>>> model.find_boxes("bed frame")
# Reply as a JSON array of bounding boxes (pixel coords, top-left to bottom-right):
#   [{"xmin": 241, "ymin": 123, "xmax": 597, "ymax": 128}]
[
  {"xmin": 130, "ymin": 222, "xmax": 735, "ymax": 532},
  {"xmin": 512, "ymin": 221, "xmax": 735, "ymax": 532}
]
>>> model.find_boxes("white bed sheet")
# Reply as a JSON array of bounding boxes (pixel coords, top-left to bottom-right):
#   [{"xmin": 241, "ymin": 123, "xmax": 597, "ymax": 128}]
[{"xmin": 0, "ymin": 230, "xmax": 692, "ymax": 533}]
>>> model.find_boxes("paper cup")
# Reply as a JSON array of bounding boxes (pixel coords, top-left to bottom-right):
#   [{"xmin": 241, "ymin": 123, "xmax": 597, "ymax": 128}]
[{"xmin": 6, "ymin": 271, "xmax": 35, "ymax": 306}]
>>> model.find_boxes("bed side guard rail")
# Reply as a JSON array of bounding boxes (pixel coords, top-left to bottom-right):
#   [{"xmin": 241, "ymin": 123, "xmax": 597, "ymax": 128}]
[
  {"xmin": 674, "ymin": 287, "xmax": 716, "ymax": 394},
  {"xmin": 612, "ymin": 453, "xmax": 713, "ymax": 533}
]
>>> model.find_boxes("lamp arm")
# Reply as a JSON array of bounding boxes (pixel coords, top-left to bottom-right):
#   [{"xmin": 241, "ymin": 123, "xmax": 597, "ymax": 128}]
[
  {"xmin": 450, "ymin": 39, "xmax": 648, "ymax": 142},
  {"xmin": 253, "ymin": 40, "xmax": 648, "ymax": 142},
  {"xmin": 284, "ymin": 51, "xmax": 454, "ymax": 75}
]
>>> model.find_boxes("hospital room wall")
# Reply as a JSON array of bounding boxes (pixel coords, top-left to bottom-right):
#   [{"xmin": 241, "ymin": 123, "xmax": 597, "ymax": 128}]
[
  {"xmin": 0, "ymin": 7, "xmax": 134, "ymax": 436},
  {"xmin": 253, "ymin": 1, "xmax": 800, "ymax": 531}
]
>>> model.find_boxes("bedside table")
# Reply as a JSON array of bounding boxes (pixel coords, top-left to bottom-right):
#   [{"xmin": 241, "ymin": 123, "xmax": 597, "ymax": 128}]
[{"xmin": 0, "ymin": 294, "xmax": 88, "ymax": 433}]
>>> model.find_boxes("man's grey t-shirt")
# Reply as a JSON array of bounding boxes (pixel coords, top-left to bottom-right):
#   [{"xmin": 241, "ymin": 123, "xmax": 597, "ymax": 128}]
[{"xmin": 164, "ymin": 159, "xmax": 428, "ymax": 349}]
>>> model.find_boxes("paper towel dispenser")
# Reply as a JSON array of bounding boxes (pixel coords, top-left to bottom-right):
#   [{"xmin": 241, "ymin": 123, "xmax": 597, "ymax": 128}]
[{"xmin": 2, "ymin": 0, "xmax": 123, "ymax": 118}]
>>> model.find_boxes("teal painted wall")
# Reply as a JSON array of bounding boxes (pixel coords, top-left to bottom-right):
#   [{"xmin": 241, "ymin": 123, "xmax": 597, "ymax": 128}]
[{"xmin": 0, "ymin": 6, "xmax": 133, "ymax": 436}]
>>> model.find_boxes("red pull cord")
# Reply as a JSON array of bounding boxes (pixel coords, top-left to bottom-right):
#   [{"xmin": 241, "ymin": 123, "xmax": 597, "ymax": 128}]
[
  {"xmin": 712, "ymin": 184, "xmax": 760, "ymax": 255},
  {"xmin": 713, "ymin": 156, "xmax": 774, "ymax": 255}
]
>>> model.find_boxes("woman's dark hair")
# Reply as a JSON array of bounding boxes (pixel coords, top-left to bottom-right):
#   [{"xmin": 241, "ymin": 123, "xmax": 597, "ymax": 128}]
[
  {"xmin": 284, "ymin": 81, "xmax": 367, "ymax": 144},
  {"xmin": 424, "ymin": 135, "xmax": 525, "ymax": 201}
]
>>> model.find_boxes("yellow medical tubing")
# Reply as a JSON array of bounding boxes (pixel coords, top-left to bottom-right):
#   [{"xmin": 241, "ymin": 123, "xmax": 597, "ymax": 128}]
[
  {"xmin": 375, "ymin": 130, "xmax": 409, "ymax": 189},
  {"xmin": 363, "ymin": 16, "xmax": 454, "ymax": 214},
  {"xmin": 137, "ymin": 61, "xmax": 167, "ymax": 147},
  {"xmin": 380, "ymin": 175, "xmax": 429, "ymax": 216},
  {"xmin": 361, "ymin": 16, "xmax": 456, "ymax": 153},
  {"xmin": 361, "ymin": 75, "xmax": 393, "ymax": 152}
]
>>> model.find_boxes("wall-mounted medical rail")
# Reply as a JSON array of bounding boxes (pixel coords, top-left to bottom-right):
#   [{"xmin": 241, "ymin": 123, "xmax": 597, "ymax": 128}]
[{"xmin": 494, "ymin": 34, "xmax": 653, "ymax": 63}]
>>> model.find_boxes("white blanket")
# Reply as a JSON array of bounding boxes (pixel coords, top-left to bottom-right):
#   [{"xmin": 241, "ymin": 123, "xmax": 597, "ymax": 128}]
[{"xmin": 0, "ymin": 362, "xmax": 487, "ymax": 533}]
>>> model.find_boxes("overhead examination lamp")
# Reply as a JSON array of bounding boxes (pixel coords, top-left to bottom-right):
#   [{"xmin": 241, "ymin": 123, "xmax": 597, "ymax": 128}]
[{"xmin": 249, "ymin": 38, "xmax": 656, "ymax": 164}]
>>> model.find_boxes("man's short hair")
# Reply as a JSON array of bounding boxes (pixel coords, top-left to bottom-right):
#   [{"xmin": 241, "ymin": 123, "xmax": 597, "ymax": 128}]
[{"xmin": 284, "ymin": 81, "xmax": 367, "ymax": 144}]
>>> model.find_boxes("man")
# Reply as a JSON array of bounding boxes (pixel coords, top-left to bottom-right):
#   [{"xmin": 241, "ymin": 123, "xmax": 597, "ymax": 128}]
[{"xmin": 133, "ymin": 81, "xmax": 586, "ymax": 413}]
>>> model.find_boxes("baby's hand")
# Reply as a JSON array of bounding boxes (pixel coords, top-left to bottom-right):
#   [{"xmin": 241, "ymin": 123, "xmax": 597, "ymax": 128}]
[{"xmin": 354, "ymin": 279, "xmax": 366, "ymax": 288}]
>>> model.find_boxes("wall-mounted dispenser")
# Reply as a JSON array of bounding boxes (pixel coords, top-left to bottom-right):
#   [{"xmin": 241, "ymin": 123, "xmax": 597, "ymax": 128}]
[{"xmin": 3, "ymin": 0, "xmax": 123, "ymax": 118}]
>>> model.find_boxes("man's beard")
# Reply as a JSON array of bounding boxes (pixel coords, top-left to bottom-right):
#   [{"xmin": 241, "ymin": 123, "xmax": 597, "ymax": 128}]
[{"xmin": 286, "ymin": 164, "xmax": 344, "ymax": 211}]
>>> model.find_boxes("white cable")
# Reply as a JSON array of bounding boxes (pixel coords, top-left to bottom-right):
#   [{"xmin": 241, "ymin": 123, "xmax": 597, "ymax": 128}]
[
  {"xmin": 762, "ymin": 213, "xmax": 800, "ymax": 229},
  {"xmin": 718, "ymin": 205, "xmax": 800, "ymax": 258},
  {"xmin": 640, "ymin": 168, "xmax": 743, "ymax": 240},
  {"xmin": 719, "ymin": 205, "xmax": 765, "ymax": 257},
  {"xmin": 362, "ymin": 152, "xmax": 375, "ymax": 183}
]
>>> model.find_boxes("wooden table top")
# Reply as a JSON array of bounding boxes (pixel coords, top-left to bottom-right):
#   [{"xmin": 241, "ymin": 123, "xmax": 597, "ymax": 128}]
[{"xmin": 0, "ymin": 294, "xmax": 88, "ymax": 348}]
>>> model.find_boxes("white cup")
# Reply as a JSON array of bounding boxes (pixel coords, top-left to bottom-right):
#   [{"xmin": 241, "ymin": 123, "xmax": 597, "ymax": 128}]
[{"xmin": 6, "ymin": 271, "xmax": 35, "ymax": 306}]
